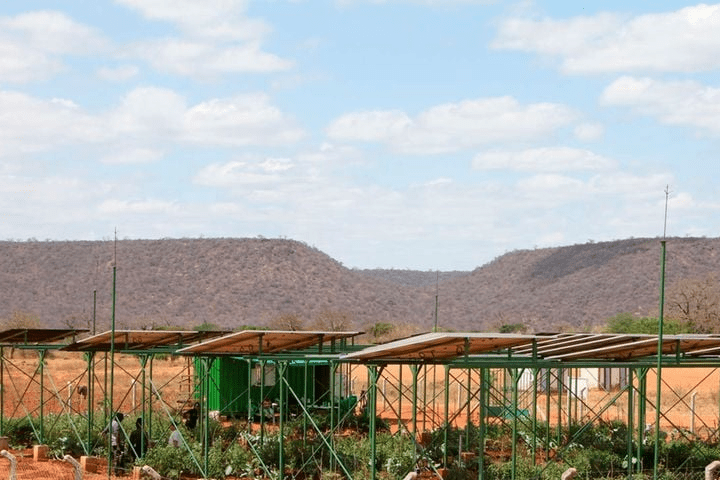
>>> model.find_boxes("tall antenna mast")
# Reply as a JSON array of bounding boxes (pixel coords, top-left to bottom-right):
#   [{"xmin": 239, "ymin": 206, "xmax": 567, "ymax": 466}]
[{"xmin": 653, "ymin": 185, "xmax": 671, "ymax": 479}]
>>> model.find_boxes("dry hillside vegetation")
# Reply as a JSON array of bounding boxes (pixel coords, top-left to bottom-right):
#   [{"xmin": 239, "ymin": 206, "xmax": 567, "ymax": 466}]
[{"xmin": 0, "ymin": 237, "xmax": 718, "ymax": 334}]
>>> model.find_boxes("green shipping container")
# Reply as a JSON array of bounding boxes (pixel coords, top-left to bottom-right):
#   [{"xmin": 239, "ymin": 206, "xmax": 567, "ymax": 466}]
[{"xmin": 194, "ymin": 357, "xmax": 339, "ymax": 417}]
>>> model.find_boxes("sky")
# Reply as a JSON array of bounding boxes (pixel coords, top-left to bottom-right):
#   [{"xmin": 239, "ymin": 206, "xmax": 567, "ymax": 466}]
[{"xmin": 1, "ymin": 0, "xmax": 719, "ymax": 271}]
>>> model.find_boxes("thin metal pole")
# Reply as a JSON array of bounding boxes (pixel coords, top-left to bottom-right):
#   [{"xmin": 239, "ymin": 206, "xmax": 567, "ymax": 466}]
[
  {"xmin": 107, "ymin": 264, "xmax": 117, "ymax": 478},
  {"xmin": 638, "ymin": 368, "xmax": 647, "ymax": 474},
  {"xmin": 510, "ymin": 369, "xmax": 520, "ymax": 480},
  {"xmin": 532, "ymin": 367, "xmax": 538, "ymax": 465},
  {"xmin": 557, "ymin": 368, "xmax": 563, "ymax": 448},
  {"xmin": 278, "ymin": 362, "xmax": 286, "ymax": 480},
  {"xmin": 466, "ymin": 368, "xmax": 471, "ymax": 450},
  {"xmin": 369, "ymin": 365, "xmax": 378, "ymax": 480},
  {"xmin": 627, "ymin": 369, "xmax": 634, "ymax": 479},
  {"xmin": 653, "ymin": 240, "xmax": 667, "ymax": 480},
  {"xmin": 87, "ymin": 352, "xmax": 94, "ymax": 450},
  {"xmin": 414, "ymin": 365, "xmax": 418, "ymax": 446},
  {"xmin": 443, "ymin": 365, "xmax": 450, "ymax": 467},
  {"xmin": 422, "ymin": 364, "xmax": 427, "ymax": 432},
  {"xmin": 478, "ymin": 368, "xmax": 486, "ymax": 480},
  {"xmin": 398, "ymin": 365, "xmax": 403, "ymax": 432},
  {"xmin": 303, "ymin": 360, "xmax": 308, "ymax": 445},
  {"xmin": 39, "ymin": 349, "xmax": 45, "ymax": 443},
  {"xmin": 545, "ymin": 369, "xmax": 551, "ymax": 461},
  {"xmin": 141, "ymin": 355, "xmax": 147, "ymax": 459}
]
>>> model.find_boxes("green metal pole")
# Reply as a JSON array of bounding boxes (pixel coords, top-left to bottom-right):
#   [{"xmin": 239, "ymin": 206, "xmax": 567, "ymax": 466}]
[
  {"xmin": 87, "ymin": 352, "xmax": 94, "ymax": 451},
  {"xmin": 638, "ymin": 368, "xmax": 647, "ymax": 474},
  {"xmin": 107, "ymin": 264, "xmax": 117, "ymax": 478},
  {"xmin": 627, "ymin": 368, "xmax": 634, "ymax": 479},
  {"xmin": 203, "ymin": 357, "xmax": 212, "ymax": 477},
  {"xmin": 398, "ymin": 365, "xmax": 403, "ymax": 432},
  {"xmin": 303, "ymin": 360, "xmax": 308, "ymax": 445},
  {"xmin": 279, "ymin": 362, "xmax": 286, "ymax": 479},
  {"xmin": 511, "ymin": 369, "xmax": 520, "ymax": 480},
  {"xmin": 545, "ymin": 369, "xmax": 551, "ymax": 461},
  {"xmin": 247, "ymin": 360, "xmax": 253, "ymax": 427},
  {"xmin": 330, "ymin": 362, "xmax": 337, "ymax": 472},
  {"xmin": 411, "ymin": 365, "xmax": 419, "ymax": 448},
  {"xmin": 422, "ymin": 364, "xmax": 427, "ymax": 433},
  {"xmin": 260, "ymin": 360, "xmax": 266, "ymax": 444},
  {"xmin": 466, "ymin": 367, "xmax": 471, "ymax": 451},
  {"xmin": 478, "ymin": 368, "xmax": 486, "ymax": 480},
  {"xmin": 443, "ymin": 365, "xmax": 450, "ymax": 467},
  {"xmin": 369, "ymin": 365, "xmax": 378, "ymax": 480},
  {"xmin": 148, "ymin": 355, "xmax": 154, "ymax": 441},
  {"xmin": 39, "ymin": 349, "xmax": 45, "ymax": 443},
  {"xmin": 141, "ymin": 355, "xmax": 147, "ymax": 459},
  {"xmin": 653, "ymin": 240, "xmax": 667, "ymax": 480},
  {"xmin": 557, "ymin": 367, "xmax": 563, "ymax": 449},
  {"xmin": 532, "ymin": 367, "xmax": 538, "ymax": 465}
]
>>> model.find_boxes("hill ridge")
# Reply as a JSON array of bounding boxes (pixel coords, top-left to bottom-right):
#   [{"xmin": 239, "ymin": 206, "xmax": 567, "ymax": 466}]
[{"xmin": 0, "ymin": 236, "xmax": 717, "ymax": 333}]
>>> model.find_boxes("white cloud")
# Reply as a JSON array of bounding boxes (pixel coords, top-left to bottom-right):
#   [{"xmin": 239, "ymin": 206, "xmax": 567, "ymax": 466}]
[
  {"xmin": 100, "ymin": 148, "xmax": 165, "ymax": 165},
  {"xmin": 573, "ymin": 123, "xmax": 604, "ymax": 142},
  {"xmin": 131, "ymin": 39, "xmax": 292, "ymax": 77},
  {"xmin": 0, "ymin": 11, "xmax": 106, "ymax": 83},
  {"xmin": 326, "ymin": 97, "xmax": 576, "ymax": 154},
  {"xmin": 472, "ymin": 147, "xmax": 616, "ymax": 172},
  {"xmin": 492, "ymin": 4, "xmax": 720, "ymax": 74},
  {"xmin": 115, "ymin": 0, "xmax": 269, "ymax": 41},
  {"xmin": 325, "ymin": 110, "xmax": 411, "ymax": 142},
  {"xmin": 116, "ymin": 0, "xmax": 291, "ymax": 77},
  {"xmin": 0, "ymin": 87, "xmax": 302, "ymax": 160},
  {"xmin": 0, "ymin": 90, "xmax": 106, "ymax": 156},
  {"xmin": 98, "ymin": 199, "xmax": 177, "ymax": 215},
  {"xmin": 97, "ymin": 64, "xmax": 140, "ymax": 82},
  {"xmin": 194, "ymin": 160, "xmax": 286, "ymax": 188},
  {"xmin": 601, "ymin": 76, "xmax": 720, "ymax": 134},
  {"xmin": 182, "ymin": 93, "xmax": 304, "ymax": 146}
]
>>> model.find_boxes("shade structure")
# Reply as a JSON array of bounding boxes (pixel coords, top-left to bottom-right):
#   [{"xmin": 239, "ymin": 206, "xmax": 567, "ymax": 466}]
[
  {"xmin": 61, "ymin": 329, "xmax": 228, "ymax": 352},
  {"xmin": 176, "ymin": 329, "xmax": 362, "ymax": 356},
  {"xmin": 0, "ymin": 328, "xmax": 87, "ymax": 345},
  {"xmin": 343, "ymin": 332, "xmax": 535, "ymax": 362}
]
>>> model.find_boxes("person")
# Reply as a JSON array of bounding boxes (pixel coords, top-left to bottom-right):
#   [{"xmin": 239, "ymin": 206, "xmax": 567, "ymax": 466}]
[
  {"xmin": 103, "ymin": 412, "xmax": 125, "ymax": 474},
  {"xmin": 129, "ymin": 417, "xmax": 148, "ymax": 459},
  {"xmin": 168, "ymin": 422, "xmax": 182, "ymax": 448},
  {"xmin": 184, "ymin": 402, "xmax": 199, "ymax": 430}
]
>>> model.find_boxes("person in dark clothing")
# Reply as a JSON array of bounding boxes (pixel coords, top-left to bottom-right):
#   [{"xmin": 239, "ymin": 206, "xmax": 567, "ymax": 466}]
[
  {"xmin": 129, "ymin": 417, "xmax": 148, "ymax": 459},
  {"xmin": 184, "ymin": 402, "xmax": 200, "ymax": 430}
]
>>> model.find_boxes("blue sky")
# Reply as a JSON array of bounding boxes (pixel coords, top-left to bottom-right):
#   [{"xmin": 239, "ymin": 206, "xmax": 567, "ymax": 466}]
[{"xmin": 1, "ymin": 0, "xmax": 719, "ymax": 270}]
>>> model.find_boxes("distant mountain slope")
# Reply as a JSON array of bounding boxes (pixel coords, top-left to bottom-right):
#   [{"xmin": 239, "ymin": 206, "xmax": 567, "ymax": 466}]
[{"xmin": 0, "ymin": 237, "xmax": 717, "ymax": 333}]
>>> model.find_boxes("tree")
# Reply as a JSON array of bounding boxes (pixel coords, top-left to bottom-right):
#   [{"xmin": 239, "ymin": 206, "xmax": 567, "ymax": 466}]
[
  {"xmin": 0, "ymin": 310, "xmax": 40, "ymax": 330},
  {"xmin": 370, "ymin": 322, "xmax": 394, "ymax": 338},
  {"xmin": 313, "ymin": 310, "xmax": 353, "ymax": 331},
  {"xmin": 666, "ymin": 275, "xmax": 720, "ymax": 333},
  {"xmin": 194, "ymin": 321, "xmax": 221, "ymax": 331},
  {"xmin": 604, "ymin": 312, "xmax": 690, "ymax": 335},
  {"xmin": 269, "ymin": 313, "xmax": 304, "ymax": 331}
]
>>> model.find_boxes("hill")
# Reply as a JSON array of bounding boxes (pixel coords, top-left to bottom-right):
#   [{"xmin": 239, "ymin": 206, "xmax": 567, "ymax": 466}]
[{"xmin": 0, "ymin": 237, "xmax": 717, "ymax": 334}]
